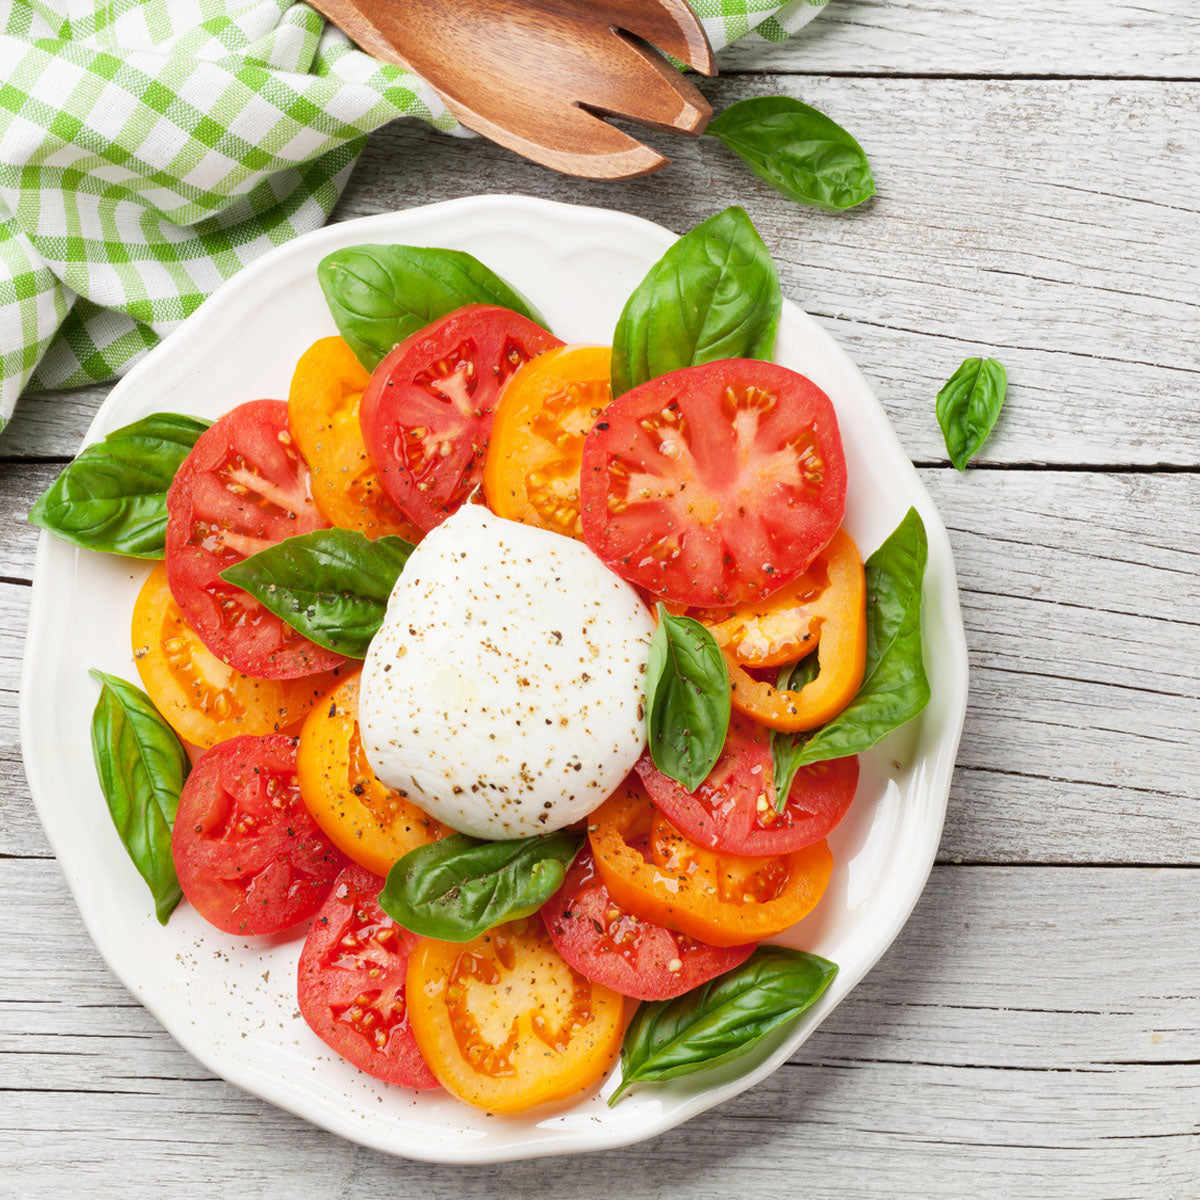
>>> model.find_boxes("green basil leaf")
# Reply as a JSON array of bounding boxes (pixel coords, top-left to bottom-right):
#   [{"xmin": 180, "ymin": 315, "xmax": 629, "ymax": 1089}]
[
  {"xmin": 644, "ymin": 603, "xmax": 731, "ymax": 792},
  {"xmin": 28, "ymin": 412, "xmax": 210, "ymax": 558},
  {"xmin": 773, "ymin": 508, "xmax": 930, "ymax": 773},
  {"xmin": 88, "ymin": 669, "xmax": 190, "ymax": 924},
  {"xmin": 779, "ymin": 652, "xmax": 821, "ymax": 695},
  {"xmin": 611, "ymin": 206, "xmax": 781, "ymax": 397},
  {"xmin": 102, "ymin": 413, "xmax": 210, "ymax": 444},
  {"xmin": 610, "ymin": 946, "xmax": 837, "ymax": 1105},
  {"xmin": 706, "ymin": 96, "xmax": 875, "ymax": 213},
  {"xmin": 317, "ymin": 243, "xmax": 547, "ymax": 370},
  {"xmin": 771, "ymin": 653, "xmax": 820, "ymax": 811},
  {"xmin": 379, "ymin": 832, "xmax": 583, "ymax": 942},
  {"xmin": 219, "ymin": 528, "xmax": 414, "ymax": 658},
  {"xmin": 936, "ymin": 356, "xmax": 1008, "ymax": 471}
]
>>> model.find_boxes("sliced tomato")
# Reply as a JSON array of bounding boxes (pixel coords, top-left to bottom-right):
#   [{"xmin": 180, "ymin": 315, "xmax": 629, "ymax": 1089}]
[
  {"xmin": 636, "ymin": 711, "xmax": 859, "ymax": 856},
  {"xmin": 719, "ymin": 528, "xmax": 867, "ymax": 731},
  {"xmin": 483, "ymin": 344, "xmax": 610, "ymax": 539},
  {"xmin": 406, "ymin": 917, "xmax": 625, "ymax": 1114},
  {"xmin": 287, "ymin": 336, "xmax": 421, "ymax": 541},
  {"xmin": 359, "ymin": 304, "xmax": 563, "ymax": 532},
  {"xmin": 589, "ymin": 778, "xmax": 832, "ymax": 947},
  {"xmin": 580, "ymin": 360, "xmax": 847, "ymax": 607},
  {"xmin": 165, "ymin": 399, "xmax": 345, "ymax": 679},
  {"xmin": 297, "ymin": 863, "xmax": 437, "ymax": 1088},
  {"xmin": 541, "ymin": 843, "xmax": 753, "ymax": 1000},
  {"xmin": 706, "ymin": 529, "xmax": 865, "ymax": 670},
  {"xmin": 132, "ymin": 564, "xmax": 344, "ymax": 749},
  {"xmin": 297, "ymin": 673, "xmax": 447, "ymax": 876},
  {"xmin": 172, "ymin": 734, "xmax": 348, "ymax": 936}
]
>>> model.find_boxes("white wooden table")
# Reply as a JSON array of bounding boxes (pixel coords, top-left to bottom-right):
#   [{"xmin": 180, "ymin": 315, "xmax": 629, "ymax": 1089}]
[{"xmin": 2, "ymin": 2, "xmax": 1197, "ymax": 1194}]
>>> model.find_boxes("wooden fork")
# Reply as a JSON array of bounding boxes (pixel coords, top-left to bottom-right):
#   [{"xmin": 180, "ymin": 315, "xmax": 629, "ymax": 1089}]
[{"xmin": 307, "ymin": 0, "xmax": 717, "ymax": 179}]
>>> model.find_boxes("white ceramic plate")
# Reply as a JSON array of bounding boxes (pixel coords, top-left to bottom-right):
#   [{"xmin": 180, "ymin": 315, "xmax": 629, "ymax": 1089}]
[{"xmin": 21, "ymin": 195, "xmax": 968, "ymax": 1163}]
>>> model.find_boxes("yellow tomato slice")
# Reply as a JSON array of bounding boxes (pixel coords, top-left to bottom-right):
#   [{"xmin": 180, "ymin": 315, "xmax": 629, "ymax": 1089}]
[
  {"xmin": 287, "ymin": 336, "xmax": 421, "ymax": 541},
  {"xmin": 716, "ymin": 529, "xmax": 867, "ymax": 731},
  {"xmin": 406, "ymin": 918, "xmax": 625, "ymax": 1114},
  {"xmin": 483, "ymin": 344, "xmax": 611, "ymax": 539},
  {"xmin": 131, "ymin": 564, "xmax": 341, "ymax": 749},
  {"xmin": 296, "ymin": 673, "xmax": 447, "ymax": 876},
  {"xmin": 589, "ymin": 779, "xmax": 832, "ymax": 947}
]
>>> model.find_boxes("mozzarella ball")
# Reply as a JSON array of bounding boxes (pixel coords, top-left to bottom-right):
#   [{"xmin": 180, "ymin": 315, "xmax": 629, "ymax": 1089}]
[{"xmin": 359, "ymin": 504, "xmax": 653, "ymax": 839}]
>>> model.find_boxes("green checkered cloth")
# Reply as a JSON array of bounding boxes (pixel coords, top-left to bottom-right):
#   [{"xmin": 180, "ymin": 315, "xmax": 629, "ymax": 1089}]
[{"xmin": 0, "ymin": 0, "xmax": 828, "ymax": 432}]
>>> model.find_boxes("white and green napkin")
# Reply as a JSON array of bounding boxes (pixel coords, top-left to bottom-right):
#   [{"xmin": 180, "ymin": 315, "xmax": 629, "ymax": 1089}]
[{"xmin": 0, "ymin": 0, "xmax": 828, "ymax": 432}]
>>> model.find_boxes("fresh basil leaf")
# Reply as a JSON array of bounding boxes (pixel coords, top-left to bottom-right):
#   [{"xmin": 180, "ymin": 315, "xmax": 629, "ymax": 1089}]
[
  {"xmin": 936, "ymin": 356, "xmax": 1008, "ymax": 471},
  {"xmin": 102, "ymin": 413, "xmax": 210, "ymax": 444},
  {"xmin": 317, "ymin": 243, "xmax": 547, "ymax": 370},
  {"xmin": 88, "ymin": 669, "xmax": 189, "ymax": 925},
  {"xmin": 219, "ymin": 528, "xmax": 414, "ymax": 658},
  {"xmin": 779, "ymin": 652, "xmax": 820, "ymax": 694},
  {"xmin": 611, "ymin": 206, "xmax": 781, "ymax": 398},
  {"xmin": 771, "ymin": 653, "xmax": 820, "ymax": 811},
  {"xmin": 28, "ymin": 412, "xmax": 210, "ymax": 558},
  {"xmin": 706, "ymin": 96, "xmax": 875, "ymax": 213},
  {"xmin": 773, "ymin": 508, "xmax": 930, "ymax": 773},
  {"xmin": 379, "ymin": 832, "xmax": 582, "ymax": 942},
  {"xmin": 610, "ymin": 946, "xmax": 837, "ymax": 1105},
  {"xmin": 645, "ymin": 604, "xmax": 731, "ymax": 792}
]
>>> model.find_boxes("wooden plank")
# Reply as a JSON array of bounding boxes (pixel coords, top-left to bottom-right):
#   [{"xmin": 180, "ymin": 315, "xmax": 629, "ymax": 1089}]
[
  {"xmin": 1, "ymin": 580, "xmax": 30, "ymax": 871},
  {"xmin": 925, "ymin": 469, "xmax": 1200, "ymax": 865},
  {"xmin": 0, "ymin": 1066, "xmax": 1194, "ymax": 1197},
  {"xmin": 1, "ymin": 858, "xmax": 1195, "ymax": 1195},
  {"xmin": 0, "ymin": 1064, "xmax": 1192, "ymax": 1199},
  {"xmin": 719, "ymin": 0, "xmax": 1200, "ymax": 79},
  {"xmin": 337, "ymin": 77, "xmax": 1200, "ymax": 469},
  {"xmin": 0, "ymin": 463, "xmax": 52, "ymax": 575},
  {"xmin": 3, "ymin": 464, "xmax": 1198, "ymax": 864},
  {"xmin": 0, "ymin": 386, "xmax": 103, "ymax": 461},
  {"xmin": 3, "ymin": 78, "xmax": 1198, "ymax": 467}
]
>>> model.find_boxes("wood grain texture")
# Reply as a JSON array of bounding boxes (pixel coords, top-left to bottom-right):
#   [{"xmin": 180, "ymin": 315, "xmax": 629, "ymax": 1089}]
[
  {"xmin": 7, "ymin": 78, "xmax": 1198, "ymax": 467},
  {"xmin": 1, "ymin": 857, "xmax": 1195, "ymax": 1195},
  {"xmin": 718, "ymin": 0, "xmax": 1200, "ymax": 79}
]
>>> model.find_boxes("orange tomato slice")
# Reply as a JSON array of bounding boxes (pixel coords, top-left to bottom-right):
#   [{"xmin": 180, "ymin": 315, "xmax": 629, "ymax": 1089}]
[
  {"xmin": 131, "ymin": 564, "xmax": 342, "ymax": 749},
  {"xmin": 717, "ymin": 529, "xmax": 867, "ymax": 731},
  {"xmin": 406, "ymin": 918, "xmax": 625, "ymax": 1114},
  {"xmin": 589, "ymin": 779, "xmax": 832, "ymax": 947},
  {"xmin": 483, "ymin": 344, "xmax": 611, "ymax": 539},
  {"xmin": 296, "ymin": 673, "xmax": 447, "ymax": 876},
  {"xmin": 287, "ymin": 336, "xmax": 421, "ymax": 541}
]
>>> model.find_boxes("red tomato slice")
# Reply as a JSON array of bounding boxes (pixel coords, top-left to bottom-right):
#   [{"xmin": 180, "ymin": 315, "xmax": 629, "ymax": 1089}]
[
  {"xmin": 172, "ymin": 734, "xmax": 348, "ymax": 936},
  {"xmin": 636, "ymin": 712, "xmax": 859, "ymax": 856},
  {"xmin": 297, "ymin": 863, "xmax": 437, "ymax": 1089},
  {"xmin": 359, "ymin": 304, "xmax": 563, "ymax": 532},
  {"xmin": 165, "ymin": 399, "xmax": 345, "ymax": 679},
  {"xmin": 580, "ymin": 360, "xmax": 847, "ymax": 607},
  {"xmin": 541, "ymin": 843, "xmax": 753, "ymax": 1001}
]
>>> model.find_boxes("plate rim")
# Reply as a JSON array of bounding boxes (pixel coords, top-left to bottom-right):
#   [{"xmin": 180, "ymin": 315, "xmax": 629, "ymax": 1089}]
[{"xmin": 20, "ymin": 193, "xmax": 969, "ymax": 1163}]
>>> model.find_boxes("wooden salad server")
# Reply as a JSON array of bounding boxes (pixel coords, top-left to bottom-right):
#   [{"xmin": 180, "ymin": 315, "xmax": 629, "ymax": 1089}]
[{"xmin": 306, "ymin": 0, "xmax": 717, "ymax": 179}]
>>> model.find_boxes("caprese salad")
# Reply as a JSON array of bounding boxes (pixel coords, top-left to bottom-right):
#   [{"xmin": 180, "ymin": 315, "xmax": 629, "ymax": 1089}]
[{"xmin": 32, "ymin": 206, "xmax": 930, "ymax": 1117}]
